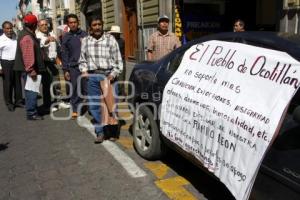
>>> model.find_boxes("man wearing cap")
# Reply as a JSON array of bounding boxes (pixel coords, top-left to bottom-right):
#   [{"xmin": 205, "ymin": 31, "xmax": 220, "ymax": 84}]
[
  {"xmin": 14, "ymin": 14, "xmax": 46, "ymax": 120},
  {"xmin": 108, "ymin": 25, "xmax": 126, "ymax": 98},
  {"xmin": 147, "ymin": 14, "xmax": 181, "ymax": 61}
]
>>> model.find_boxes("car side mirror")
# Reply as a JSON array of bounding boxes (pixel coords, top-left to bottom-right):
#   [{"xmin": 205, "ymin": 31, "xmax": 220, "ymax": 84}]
[{"xmin": 292, "ymin": 105, "xmax": 300, "ymax": 123}]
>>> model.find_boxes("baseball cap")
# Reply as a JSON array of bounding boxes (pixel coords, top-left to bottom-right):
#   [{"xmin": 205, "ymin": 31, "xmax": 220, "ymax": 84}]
[
  {"xmin": 23, "ymin": 14, "xmax": 38, "ymax": 25},
  {"xmin": 158, "ymin": 15, "xmax": 169, "ymax": 23}
]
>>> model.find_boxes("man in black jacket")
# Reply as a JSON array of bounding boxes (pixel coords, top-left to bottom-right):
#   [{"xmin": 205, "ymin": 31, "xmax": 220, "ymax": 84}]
[
  {"xmin": 61, "ymin": 14, "xmax": 88, "ymax": 119},
  {"xmin": 14, "ymin": 14, "xmax": 45, "ymax": 120}
]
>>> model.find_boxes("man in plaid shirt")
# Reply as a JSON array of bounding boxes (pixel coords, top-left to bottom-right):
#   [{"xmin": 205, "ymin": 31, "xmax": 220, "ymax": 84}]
[
  {"xmin": 147, "ymin": 15, "xmax": 181, "ymax": 61},
  {"xmin": 79, "ymin": 16, "xmax": 123, "ymax": 143}
]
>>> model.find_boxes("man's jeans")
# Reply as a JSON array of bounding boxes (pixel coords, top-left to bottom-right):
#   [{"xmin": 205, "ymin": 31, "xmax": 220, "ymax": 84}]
[
  {"xmin": 87, "ymin": 74, "xmax": 118, "ymax": 136},
  {"xmin": 88, "ymin": 75, "xmax": 105, "ymax": 135},
  {"xmin": 25, "ymin": 89, "xmax": 38, "ymax": 117}
]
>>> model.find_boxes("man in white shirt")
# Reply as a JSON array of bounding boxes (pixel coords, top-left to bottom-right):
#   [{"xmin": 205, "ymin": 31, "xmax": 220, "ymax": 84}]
[
  {"xmin": 0, "ymin": 21, "xmax": 22, "ymax": 111},
  {"xmin": 36, "ymin": 19, "xmax": 60, "ymax": 113}
]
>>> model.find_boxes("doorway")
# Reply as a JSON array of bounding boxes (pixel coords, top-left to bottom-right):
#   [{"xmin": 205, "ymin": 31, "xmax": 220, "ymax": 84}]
[{"xmin": 122, "ymin": 0, "xmax": 138, "ymax": 61}]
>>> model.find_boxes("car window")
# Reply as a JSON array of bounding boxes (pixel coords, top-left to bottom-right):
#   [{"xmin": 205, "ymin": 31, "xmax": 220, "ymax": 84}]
[
  {"xmin": 240, "ymin": 39, "xmax": 281, "ymax": 51},
  {"xmin": 167, "ymin": 51, "xmax": 185, "ymax": 74},
  {"xmin": 166, "ymin": 38, "xmax": 240, "ymax": 74}
]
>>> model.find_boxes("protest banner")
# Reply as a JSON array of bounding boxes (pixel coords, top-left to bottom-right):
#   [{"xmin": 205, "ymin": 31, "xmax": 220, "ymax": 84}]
[{"xmin": 160, "ymin": 40, "xmax": 300, "ymax": 200}]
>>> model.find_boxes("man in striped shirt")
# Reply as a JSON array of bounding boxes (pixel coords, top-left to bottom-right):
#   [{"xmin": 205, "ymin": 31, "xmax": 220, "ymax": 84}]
[
  {"xmin": 147, "ymin": 14, "xmax": 181, "ymax": 61},
  {"xmin": 79, "ymin": 16, "xmax": 123, "ymax": 143}
]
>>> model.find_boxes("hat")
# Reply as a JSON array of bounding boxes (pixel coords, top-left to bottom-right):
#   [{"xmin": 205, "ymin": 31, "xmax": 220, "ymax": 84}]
[
  {"xmin": 108, "ymin": 25, "xmax": 121, "ymax": 33},
  {"xmin": 158, "ymin": 15, "xmax": 169, "ymax": 22},
  {"xmin": 23, "ymin": 14, "xmax": 38, "ymax": 25}
]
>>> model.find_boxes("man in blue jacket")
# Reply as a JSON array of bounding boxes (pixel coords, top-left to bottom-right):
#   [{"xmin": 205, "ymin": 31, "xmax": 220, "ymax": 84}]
[{"xmin": 61, "ymin": 14, "xmax": 88, "ymax": 119}]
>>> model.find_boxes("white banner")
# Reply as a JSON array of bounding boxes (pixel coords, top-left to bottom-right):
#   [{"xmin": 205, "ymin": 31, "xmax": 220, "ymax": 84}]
[{"xmin": 160, "ymin": 40, "xmax": 300, "ymax": 200}]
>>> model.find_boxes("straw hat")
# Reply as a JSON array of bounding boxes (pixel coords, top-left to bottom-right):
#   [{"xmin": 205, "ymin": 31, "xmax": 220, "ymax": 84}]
[{"xmin": 108, "ymin": 25, "xmax": 121, "ymax": 33}]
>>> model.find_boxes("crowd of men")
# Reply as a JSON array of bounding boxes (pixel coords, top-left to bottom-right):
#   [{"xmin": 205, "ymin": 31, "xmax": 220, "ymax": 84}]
[
  {"xmin": 0, "ymin": 12, "xmax": 243, "ymax": 143},
  {"xmin": 0, "ymin": 13, "xmax": 126, "ymax": 143}
]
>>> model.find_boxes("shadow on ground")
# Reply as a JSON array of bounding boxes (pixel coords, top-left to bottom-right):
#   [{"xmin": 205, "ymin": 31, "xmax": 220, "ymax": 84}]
[{"xmin": 0, "ymin": 142, "xmax": 9, "ymax": 152}]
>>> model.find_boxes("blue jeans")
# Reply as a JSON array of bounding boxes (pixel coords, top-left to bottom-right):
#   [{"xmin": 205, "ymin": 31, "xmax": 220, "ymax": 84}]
[
  {"xmin": 87, "ymin": 74, "xmax": 118, "ymax": 136},
  {"xmin": 25, "ymin": 89, "xmax": 38, "ymax": 117},
  {"xmin": 88, "ymin": 75, "xmax": 105, "ymax": 136}
]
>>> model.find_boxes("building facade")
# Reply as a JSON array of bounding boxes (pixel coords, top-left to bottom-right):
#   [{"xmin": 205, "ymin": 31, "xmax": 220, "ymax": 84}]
[{"xmin": 16, "ymin": 0, "xmax": 300, "ymax": 62}]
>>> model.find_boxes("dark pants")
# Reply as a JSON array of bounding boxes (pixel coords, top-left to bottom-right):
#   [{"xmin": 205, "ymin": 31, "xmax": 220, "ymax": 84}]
[
  {"xmin": 118, "ymin": 60, "xmax": 126, "ymax": 97},
  {"xmin": 14, "ymin": 71, "xmax": 24, "ymax": 104},
  {"xmin": 1, "ymin": 60, "xmax": 22, "ymax": 106},
  {"xmin": 41, "ymin": 61, "xmax": 59, "ymax": 109},
  {"xmin": 69, "ymin": 67, "xmax": 87, "ymax": 113}
]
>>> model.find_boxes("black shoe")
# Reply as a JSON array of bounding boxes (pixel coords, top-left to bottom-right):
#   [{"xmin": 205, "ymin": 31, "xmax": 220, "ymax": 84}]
[
  {"xmin": 27, "ymin": 115, "xmax": 44, "ymax": 120},
  {"xmin": 14, "ymin": 102, "xmax": 24, "ymax": 108},
  {"xmin": 94, "ymin": 134, "xmax": 105, "ymax": 144},
  {"xmin": 7, "ymin": 104, "xmax": 15, "ymax": 112},
  {"xmin": 38, "ymin": 107, "xmax": 50, "ymax": 115}
]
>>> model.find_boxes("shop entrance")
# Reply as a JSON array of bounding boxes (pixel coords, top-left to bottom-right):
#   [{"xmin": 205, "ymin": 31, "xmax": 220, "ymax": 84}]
[{"xmin": 178, "ymin": 0, "xmax": 277, "ymax": 41}]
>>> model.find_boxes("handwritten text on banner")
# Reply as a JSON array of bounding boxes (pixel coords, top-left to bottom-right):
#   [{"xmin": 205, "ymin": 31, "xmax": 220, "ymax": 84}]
[{"xmin": 160, "ymin": 40, "xmax": 300, "ymax": 200}]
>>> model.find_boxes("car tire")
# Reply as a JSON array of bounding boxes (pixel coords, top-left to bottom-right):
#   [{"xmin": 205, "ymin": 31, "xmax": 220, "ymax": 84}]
[{"xmin": 133, "ymin": 105, "xmax": 165, "ymax": 160}]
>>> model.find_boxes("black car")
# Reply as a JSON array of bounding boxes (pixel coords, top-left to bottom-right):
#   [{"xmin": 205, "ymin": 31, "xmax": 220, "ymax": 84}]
[{"xmin": 129, "ymin": 32, "xmax": 300, "ymax": 200}]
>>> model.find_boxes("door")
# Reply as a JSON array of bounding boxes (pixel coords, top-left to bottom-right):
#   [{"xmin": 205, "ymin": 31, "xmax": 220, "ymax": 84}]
[{"xmin": 123, "ymin": 0, "xmax": 138, "ymax": 61}]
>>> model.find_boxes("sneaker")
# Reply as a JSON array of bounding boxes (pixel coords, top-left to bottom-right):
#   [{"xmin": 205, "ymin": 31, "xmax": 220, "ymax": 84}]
[
  {"xmin": 59, "ymin": 102, "xmax": 71, "ymax": 109},
  {"xmin": 51, "ymin": 107, "xmax": 59, "ymax": 112},
  {"xmin": 27, "ymin": 115, "xmax": 44, "ymax": 120},
  {"xmin": 71, "ymin": 112, "xmax": 78, "ymax": 119}
]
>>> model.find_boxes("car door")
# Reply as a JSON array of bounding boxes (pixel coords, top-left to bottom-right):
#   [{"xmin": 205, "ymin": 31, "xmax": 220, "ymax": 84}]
[{"xmin": 237, "ymin": 37, "xmax": 300, "ymax": 199}]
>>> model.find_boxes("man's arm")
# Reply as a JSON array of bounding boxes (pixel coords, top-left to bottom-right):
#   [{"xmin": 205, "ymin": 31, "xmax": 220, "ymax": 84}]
[
  {"xmin": 78, "ymin": 37, "xmax": 88, "ymax": 75},
  {"xmin": 109, "ymin": 38, "xmax": 123, "ymax": 80},
  {"xmin": 61, "ymin": 34, "xmax": 70, "ymax": 71},
  {"xmin": 147, "ymin": 34, "xmax": 154, "ymax": 60},
  {"xmin": 147, "ymin": 50, "xmax": 153, "ymax": 61},
  {"xmin": 20, "ymin": 35, "xmax": 36, "ymax": 77}
]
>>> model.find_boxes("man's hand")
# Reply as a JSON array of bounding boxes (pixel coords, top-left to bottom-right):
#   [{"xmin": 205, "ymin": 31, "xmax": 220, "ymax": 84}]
[
  {"xmin": 81, "ymin": 71, "xmax": 89, "ymax": 78},
  {"xmin": 107, "ymin": 74, "xmax": 114, "ymax": 82},
  {"xmin": 30, "ymin": 70, "xmax": 37, "ymax": 81},
  {"xmin": 46, "ymin": 36, "xmax": 56, "ymax": 44},
  {"xmin": 64, "ymin": 71, "xmax": 71, "ymax": 81}
]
